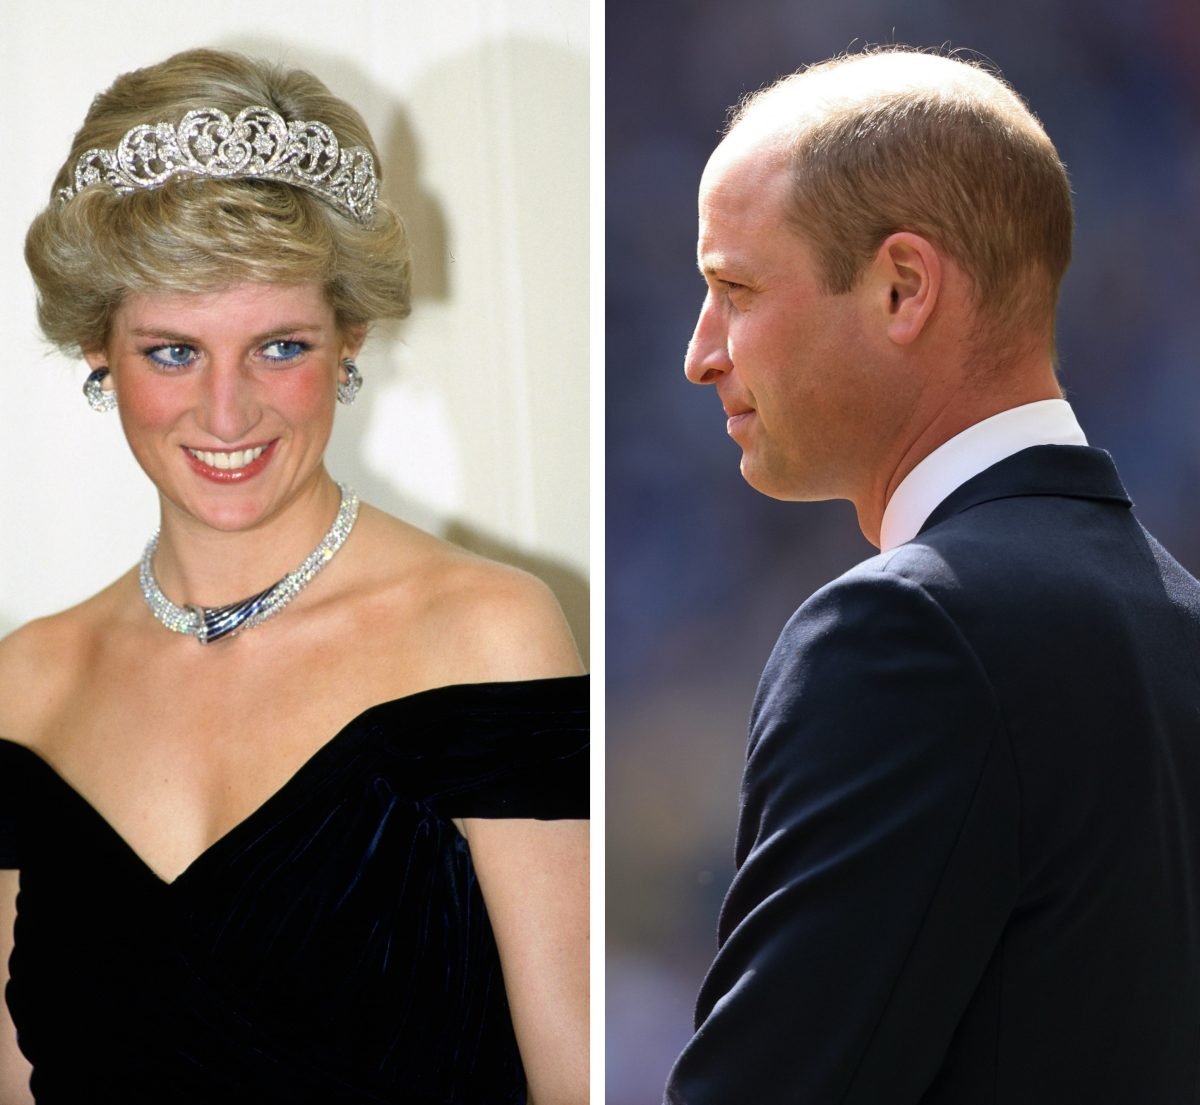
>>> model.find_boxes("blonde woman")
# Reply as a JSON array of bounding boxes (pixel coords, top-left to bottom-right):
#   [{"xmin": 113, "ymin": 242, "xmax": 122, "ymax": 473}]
[{"xmin": 0, "ymin": 48, "xmax": 587, "ymax": 1105}]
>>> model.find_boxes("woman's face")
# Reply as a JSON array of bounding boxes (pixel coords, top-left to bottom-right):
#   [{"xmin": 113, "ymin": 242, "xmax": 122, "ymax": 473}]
[{"xmin": 87, "ymin": 281, "xmax": 361, "ymax": 534}]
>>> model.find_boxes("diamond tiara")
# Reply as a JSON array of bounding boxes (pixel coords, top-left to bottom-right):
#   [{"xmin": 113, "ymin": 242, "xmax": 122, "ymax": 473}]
[{"xmin": 56, "ymin": 105, "xmax": 379, "ymax": 225}]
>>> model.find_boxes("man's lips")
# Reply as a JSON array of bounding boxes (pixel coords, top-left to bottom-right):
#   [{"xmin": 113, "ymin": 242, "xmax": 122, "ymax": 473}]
[{"xmin": 724, "ymin": 407, "xmax": 755, "ymax": 436}]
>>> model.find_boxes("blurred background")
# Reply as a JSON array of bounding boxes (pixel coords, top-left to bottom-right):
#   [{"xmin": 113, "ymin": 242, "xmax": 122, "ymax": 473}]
[{"xmin": 606, "ymin": 1, "xmax": 1200, "ymax": 1100}]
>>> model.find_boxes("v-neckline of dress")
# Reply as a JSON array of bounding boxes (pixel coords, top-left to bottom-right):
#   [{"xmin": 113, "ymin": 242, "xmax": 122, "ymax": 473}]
[{"xmin": 0, "ymin": 678, "xmax": 553, "ymax": 887}]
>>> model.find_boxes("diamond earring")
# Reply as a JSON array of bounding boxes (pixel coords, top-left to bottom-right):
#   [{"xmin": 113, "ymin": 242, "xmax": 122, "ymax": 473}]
[
  {"xmin": 337, "ymin": 359, "xmax": 363, "ymax": 405},
  {"xmin": 83, "ymin": 367, "xmax": 117, "ymax": 412}
]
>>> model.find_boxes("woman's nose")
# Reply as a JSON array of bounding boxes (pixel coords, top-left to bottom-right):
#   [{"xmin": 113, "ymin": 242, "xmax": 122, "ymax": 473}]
[{"xmin": 197, "ymin": 360, "xmax": 261, "ymax": 442}]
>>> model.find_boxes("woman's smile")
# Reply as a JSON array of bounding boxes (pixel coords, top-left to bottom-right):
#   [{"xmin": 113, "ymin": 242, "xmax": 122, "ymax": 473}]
[{"xmin": 183, "ymin": 441, "xmax": 276, "ymax": 482}]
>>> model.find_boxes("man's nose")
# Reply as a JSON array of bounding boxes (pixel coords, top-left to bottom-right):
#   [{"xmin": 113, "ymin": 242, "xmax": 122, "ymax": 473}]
[{"xmin": 684, "ymin": 295, "xmax": 732, "ymax": 384}]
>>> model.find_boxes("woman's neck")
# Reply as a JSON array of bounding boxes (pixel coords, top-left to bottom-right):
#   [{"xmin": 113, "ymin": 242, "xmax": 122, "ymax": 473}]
[{"xmin": 148, "ymin": 472, "xmax": 345, "ymax": 608}]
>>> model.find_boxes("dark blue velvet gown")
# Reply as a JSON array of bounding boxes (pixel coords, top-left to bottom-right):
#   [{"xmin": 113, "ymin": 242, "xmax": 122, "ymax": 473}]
[{"xmin": 0, "ymin": 675, "xmax": 588, "ymax": 1104}]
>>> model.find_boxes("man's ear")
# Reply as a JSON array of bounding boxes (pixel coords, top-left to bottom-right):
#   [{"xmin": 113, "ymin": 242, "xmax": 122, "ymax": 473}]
[{"xmin": 870, "ymin": 231, "xmax": 941, "ymax": 346}]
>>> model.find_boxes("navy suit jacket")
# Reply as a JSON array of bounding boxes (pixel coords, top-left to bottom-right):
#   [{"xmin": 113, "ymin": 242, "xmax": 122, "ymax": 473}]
[{"xmin": 666, "ymin": 446, "xmax": 1200, "ymax": 1104}]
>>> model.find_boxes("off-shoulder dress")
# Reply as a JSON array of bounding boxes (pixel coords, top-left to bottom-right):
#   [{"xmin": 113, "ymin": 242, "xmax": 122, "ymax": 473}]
[{"xmin": 0, "ymin": 674, "xmax": 588, "ymax": 1104}]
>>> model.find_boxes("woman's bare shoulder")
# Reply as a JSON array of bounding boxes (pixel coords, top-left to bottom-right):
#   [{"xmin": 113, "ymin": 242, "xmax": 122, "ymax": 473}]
[
  {"xmin": 351, "ymin": 505, "xmax": 584, "ymax": 685},
  {"xmin": 0, "ymin": 576, "xmax": 132, "ymax": 744}
]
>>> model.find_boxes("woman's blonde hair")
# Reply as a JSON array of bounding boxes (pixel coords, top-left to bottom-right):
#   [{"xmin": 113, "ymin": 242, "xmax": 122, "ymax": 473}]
[{"xmin": 26, "ymin": 48, "xmax": 411, "ymax": 354}]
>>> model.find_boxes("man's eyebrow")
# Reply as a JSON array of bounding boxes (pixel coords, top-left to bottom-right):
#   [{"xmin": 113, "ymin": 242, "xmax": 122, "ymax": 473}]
[
  {"xmin": 699, "ymin": 255, "xmax": 754, "ymax": 283},
  {"xmin": 698, "ymin": 254, "xmax": 733, "ymax": 277}
]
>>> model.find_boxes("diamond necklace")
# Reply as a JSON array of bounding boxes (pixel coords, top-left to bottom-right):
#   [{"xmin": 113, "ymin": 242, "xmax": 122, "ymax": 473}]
[{"xmin": 139, "ymin": 484, "xmax": 360, "ymax": 644}]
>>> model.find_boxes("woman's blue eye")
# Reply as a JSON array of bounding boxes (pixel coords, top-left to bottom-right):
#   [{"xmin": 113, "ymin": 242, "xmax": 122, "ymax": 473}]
[
  {"xmin": 147, "ymin": 344, "xmax": 196, "ymax": 368},
  {"xmin": 262, "ymin": 340, "xmax": 308, "ymax": 362}
]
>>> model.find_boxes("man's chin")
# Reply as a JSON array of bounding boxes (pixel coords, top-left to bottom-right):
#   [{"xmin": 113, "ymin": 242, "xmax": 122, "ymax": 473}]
[
  {"xmin": 739, "ymin": 451, "xmax": 796, "ymax": 499},
  {"xmin": 739, "ymin": 456, "xmax": 828, "ymax": 503}
]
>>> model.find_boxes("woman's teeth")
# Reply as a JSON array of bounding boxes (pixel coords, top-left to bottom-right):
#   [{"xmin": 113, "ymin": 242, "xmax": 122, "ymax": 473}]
[{"xmin": 187, "ymin": 445, "xmax": 266, "ymax": 470}]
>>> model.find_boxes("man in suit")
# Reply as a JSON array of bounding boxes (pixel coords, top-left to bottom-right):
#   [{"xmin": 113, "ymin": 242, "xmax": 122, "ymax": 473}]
[{"xmin": 665, "ymin": 48, "xmax": 1200, "ymax": 1104}]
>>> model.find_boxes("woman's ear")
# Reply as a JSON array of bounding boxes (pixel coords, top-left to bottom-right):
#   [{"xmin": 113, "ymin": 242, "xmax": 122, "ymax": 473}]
[
  {"xmin": 82, "ymin": 346, "xmax": 109, "ymax": 372},
  {"xmin": 872, "ymin": 231, "xmax": 941, "ymax": 346},
  {"xmin": 340, "ymin": 324, "xmax": 368, "ymax": 362}
]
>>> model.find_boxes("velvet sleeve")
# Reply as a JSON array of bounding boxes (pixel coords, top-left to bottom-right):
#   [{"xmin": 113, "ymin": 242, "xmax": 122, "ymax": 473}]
[
  {"xmin": 0, "ymin": 740, "xmax": 27, "ymax": 869},
  {"xmin": 382, "ymin": 674, "xmax": 589, "ymax": 820},
  {"xmin": 665, "ymin": 571, "xmax": 1020, "ymax": 1105}
]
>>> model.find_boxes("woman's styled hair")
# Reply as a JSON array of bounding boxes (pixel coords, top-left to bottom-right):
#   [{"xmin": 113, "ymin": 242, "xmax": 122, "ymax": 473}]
[{"xmin": 25, "ymin": 48, "xmax": 411, "ymax": 354}]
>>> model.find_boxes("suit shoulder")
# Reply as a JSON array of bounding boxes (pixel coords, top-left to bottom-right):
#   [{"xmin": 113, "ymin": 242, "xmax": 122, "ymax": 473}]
[
  {"xmin": 772, "ymin": 548, "xmax": 970, "ymax": 661},
  {"xmin": 755, "ymin": 562, "xmax": 999, "ymax": 752}
]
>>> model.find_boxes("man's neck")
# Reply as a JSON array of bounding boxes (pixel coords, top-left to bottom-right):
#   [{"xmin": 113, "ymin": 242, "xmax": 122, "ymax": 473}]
[
  {"xmin": 855, "ymin": 371, "xmax": 1064, "ymax": 546},
  {"xmin": 879, "ymin": 399, "xmax": 1088, "ymax": 550}
]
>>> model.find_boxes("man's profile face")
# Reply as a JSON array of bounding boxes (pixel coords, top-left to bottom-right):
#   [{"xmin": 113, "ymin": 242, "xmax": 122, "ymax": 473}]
[{"xmin": 685, "ymin": 131, "xmax": 877, "ymax": 503}]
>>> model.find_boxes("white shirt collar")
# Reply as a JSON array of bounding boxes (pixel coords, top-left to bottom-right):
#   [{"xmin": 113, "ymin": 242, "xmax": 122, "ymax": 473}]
[{"xmin": 878, "ymin": 399, "xmax": 1088, "ymax": 552}]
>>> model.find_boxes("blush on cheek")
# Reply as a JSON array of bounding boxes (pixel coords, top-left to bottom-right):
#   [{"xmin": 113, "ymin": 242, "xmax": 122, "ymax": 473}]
[
  {"xmin": 115, "ymin": 379, "xmax": 189, "ymax": 428},
  {"xmin": 269, "ymin": 362, "xmax": 338, "ymax": 408}
]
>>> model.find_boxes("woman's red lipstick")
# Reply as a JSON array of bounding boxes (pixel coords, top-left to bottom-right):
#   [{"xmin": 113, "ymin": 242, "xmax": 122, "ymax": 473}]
[{"xmin": 182, "ymin": 439, "xmax": 277, "ymax": 483}]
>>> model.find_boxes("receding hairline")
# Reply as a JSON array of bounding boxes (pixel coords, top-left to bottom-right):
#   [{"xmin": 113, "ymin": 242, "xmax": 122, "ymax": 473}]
[
  {"xmin": 708, "ymin": 48, "xmax": 1074, "ymax": 359},
  {"xmin": 726, "ymin": 49, "xmax": 1049, "ymax": 151}
]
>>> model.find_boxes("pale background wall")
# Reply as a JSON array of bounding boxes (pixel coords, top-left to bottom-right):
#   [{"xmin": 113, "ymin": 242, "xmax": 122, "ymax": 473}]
[{"xmin": 0, "ymin": 0, "xmax": 589, "ymax": 658}]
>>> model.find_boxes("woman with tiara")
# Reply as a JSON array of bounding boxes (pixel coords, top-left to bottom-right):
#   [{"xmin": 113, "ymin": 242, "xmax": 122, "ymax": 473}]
[{"xmin": 0, "ymin": 48, "xmax": 587, "ymax": 1105}]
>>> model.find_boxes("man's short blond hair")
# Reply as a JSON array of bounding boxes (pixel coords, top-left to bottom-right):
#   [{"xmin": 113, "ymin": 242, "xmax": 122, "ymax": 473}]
[{"xmin": 729, "ymin": 49, "xmax": 1073, "ymax": 347}]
